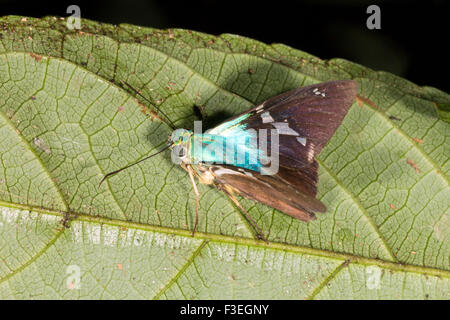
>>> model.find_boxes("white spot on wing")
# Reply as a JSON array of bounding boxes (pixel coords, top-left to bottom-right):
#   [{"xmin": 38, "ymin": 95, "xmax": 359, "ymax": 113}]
[
  {"xmin": 297, "ymin": 137, "xmax": 307, "ymax": 146},
  {"xmin": 214, "ymin": 168, "xmax": 242, "ymax": 176},
  {"xmin": 237, "ymin": 168, "xmax": 254, "ymax": 177},
  {"xmin": 261, "ymin": 111, "xmax": 274, "ymax": 123},
  {"xmin": 272, "ymin": 123, "xmax": 299, "ymax": 136},
  {"xmin": 255, "ymin": 103, "xmax": 264, "ymax": 111},
  {"xmin": 313, "ymin": 87, "xmax": 326, "ymax": 97},
  {"xmin": 307, "ymin": 144, "xmax": 315, "ymax": 162}
]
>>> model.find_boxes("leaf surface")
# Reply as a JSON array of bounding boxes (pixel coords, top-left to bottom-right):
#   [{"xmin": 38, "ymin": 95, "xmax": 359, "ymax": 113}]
[{"xmin": 0, "ymin": 16, "xmax": 448, "ymax": 299}]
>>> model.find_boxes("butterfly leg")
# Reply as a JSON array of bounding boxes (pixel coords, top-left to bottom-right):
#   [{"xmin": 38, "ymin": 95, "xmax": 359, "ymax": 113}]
[
  {"xmin": 186, "ymin": 165, "xmax": 200, "ymax": 237},
  {"xmin": 221, "ymin": 188, "xmax": 268, "ymax": 243}
]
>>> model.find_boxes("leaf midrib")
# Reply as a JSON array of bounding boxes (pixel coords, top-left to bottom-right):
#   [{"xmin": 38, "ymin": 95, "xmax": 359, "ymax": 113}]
[{"xmin": 1, "ymin": 199, "xmax": 449, "ymax": 279}]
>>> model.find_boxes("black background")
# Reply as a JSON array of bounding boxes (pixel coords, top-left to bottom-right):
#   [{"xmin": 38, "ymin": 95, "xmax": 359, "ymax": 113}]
[
  {"xmin": 1, "ymin": 300, "xmax": 442, "ymax": 317},
  {"xmin": 0, "ymin": 0, "xmax": 448, "ymax": 92}
]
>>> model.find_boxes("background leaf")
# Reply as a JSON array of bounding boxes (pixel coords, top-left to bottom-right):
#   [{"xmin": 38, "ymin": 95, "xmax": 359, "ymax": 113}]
[{"xmin": 0, "ymin": 16, "xmax": 448, "ymax": 299}]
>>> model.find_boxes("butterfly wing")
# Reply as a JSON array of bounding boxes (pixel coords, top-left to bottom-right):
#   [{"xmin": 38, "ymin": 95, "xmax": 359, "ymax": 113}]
[
  {"xmin": 209, "ymin": 80, "xmax": 357, "ymax": 165},
  {"xmin": 207, "ymin": 80, "xmax": 358, "ymax": 220},
  {"xmin": 211, "ymin": 165, "xmax": 324, "ymax": 221}
]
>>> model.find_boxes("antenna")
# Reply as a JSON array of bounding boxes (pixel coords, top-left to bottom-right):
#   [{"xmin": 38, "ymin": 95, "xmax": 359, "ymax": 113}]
[
  {"xmin": 98, "ymin": 144, "xmax": 172, "ymax": 187},
  {"xmin": 119, "ymin": 80, "xmax": 176, "ymax": 130}
]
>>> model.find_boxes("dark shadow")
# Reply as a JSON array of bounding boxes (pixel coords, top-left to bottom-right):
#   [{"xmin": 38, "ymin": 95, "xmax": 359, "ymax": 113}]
[
  {"xmin": 193, "ymin": 105, "xmax": 203, "ymax": 122},
  {"xmin": 204, "ymin": 110, "xmax": 235, "ymax": 131}
]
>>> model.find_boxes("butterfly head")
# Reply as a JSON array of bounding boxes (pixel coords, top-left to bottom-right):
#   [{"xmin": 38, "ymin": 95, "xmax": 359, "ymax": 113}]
[
  {"xmin": 169, "ymin": 129, "xmax": 192, "ymax": 146},
  {"xmin": 168, "ymin": 129, "xmax": 192, "ymax": 163}
]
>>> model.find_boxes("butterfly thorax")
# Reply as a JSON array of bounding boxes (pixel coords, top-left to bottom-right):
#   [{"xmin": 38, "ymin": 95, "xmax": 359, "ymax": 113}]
[
  {"xmin": 170, "ymin": 126, "xmax": 265, "ymax": 168},
  {"xmin": 169, "ymin": 127, "xmax": 264, "ymax": 187}
]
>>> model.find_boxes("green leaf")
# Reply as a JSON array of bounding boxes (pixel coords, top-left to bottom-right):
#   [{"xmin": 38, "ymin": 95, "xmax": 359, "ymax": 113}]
[{"xmin": 0, "ymin": 16, "xmax": 449, "ymax": 300}]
